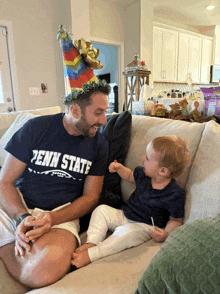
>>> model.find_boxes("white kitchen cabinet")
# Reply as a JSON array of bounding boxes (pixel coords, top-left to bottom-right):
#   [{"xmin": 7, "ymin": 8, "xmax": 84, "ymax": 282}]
[
  {"xmin": 154, "ymin": 23, "xmax": 213, "ymax": 84},
  {"xmin": 177, "ymin": 33, "xmax": 191, "ymax": 83},
  {"xmin": 177, "ymin": 33, "xmax": 202, "ymax": 83},
  {"xmin": 153, "ymin": 27, "xmax": 178, "ymax": 82},
  {"xmin": 200, "ymin": 38, "xmax": 212, "ymax": 83},
  {"xmin": 189, "ymin": 36, "xmax": 202, "ymax": 83},
  {"xmin": 153, "ymin": 28, "xmax": 163, "ymax": 81}
]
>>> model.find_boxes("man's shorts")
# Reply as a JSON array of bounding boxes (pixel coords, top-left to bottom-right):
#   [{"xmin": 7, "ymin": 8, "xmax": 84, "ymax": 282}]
[{"xmin": 0, "ymin": 191, "xmax": 81, "ymax": 248}]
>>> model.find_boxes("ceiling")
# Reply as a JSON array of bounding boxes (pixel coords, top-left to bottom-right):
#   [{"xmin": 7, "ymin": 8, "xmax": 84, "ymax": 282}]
[
  {"xmin": 153, "ymin": 0, "xmax": 220, "ymax": 27},
  {"xmin": 114, "ymin": 0, "xmax": 220, "ymax": 28}
]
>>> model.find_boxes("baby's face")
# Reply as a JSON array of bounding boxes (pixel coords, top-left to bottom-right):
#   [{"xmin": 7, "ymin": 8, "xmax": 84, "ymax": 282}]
[{"xmin": 141, "ymin": 142, "xmax": 161, "ymax": 178}]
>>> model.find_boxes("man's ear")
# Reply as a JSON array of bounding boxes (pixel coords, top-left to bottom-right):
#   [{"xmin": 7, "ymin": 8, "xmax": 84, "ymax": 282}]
[
  {"xmin": 70, "ymin": 104, "xmax": 81, "ymax": 119},
  {"xmin": 159, "ymin": 166, "xmax": 171, "ymax": 177}
]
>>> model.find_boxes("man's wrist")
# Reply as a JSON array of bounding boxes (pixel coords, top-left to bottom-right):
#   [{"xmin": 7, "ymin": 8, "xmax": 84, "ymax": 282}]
[{"xmin": 16, "ymin": 213, "xmax": 32, "ymax": 227}]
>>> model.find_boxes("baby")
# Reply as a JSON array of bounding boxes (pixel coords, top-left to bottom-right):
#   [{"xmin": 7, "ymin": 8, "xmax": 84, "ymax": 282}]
[{"xmin": 71, "ymin": 135, "xmax": 190, "ymax": 268}]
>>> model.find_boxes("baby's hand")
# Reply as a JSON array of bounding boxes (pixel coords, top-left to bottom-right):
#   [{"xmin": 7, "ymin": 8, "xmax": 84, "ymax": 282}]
[
  {"xmin": 150, "ymin": 226, "xmax": 169, "ymax": 243},
  {"xmin": 109, "ymin": 160, "xmax": 121, "ymax": 173}
]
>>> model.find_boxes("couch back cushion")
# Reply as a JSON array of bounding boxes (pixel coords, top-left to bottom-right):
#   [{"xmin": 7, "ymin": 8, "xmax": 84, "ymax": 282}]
[
  {"xmin": 121, "ymin": 115, "xmax": 206, "ymax": 202},
  {"xmin": 99, "ymin": 111, "xmax": 132, "ymax": 207},
  {"xmin": 184, "ymin": 120, "xmax": 220, "ymax": 223},
  {"xmin": 0, "ymin": 106, "xmax": 61, "ymax": 139},
  {"xmin": 0, "ymin": 112, "xmax": 41, "ymax": 167}
]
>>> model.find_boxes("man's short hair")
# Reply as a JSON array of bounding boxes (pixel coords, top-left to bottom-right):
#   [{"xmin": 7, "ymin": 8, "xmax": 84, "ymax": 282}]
[{"xmin": 63, "ymin": 81, "xmax": 111, "ymax": 113}]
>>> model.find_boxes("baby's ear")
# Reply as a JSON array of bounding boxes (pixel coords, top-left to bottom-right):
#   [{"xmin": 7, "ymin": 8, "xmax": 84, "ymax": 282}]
[
  {"xmin": 70, "ymin": 104, "xmax": 82, "ymax": 119},
  {"xmin": 159, "ymin": 166, "xmax": 171, "ymax": 177}
]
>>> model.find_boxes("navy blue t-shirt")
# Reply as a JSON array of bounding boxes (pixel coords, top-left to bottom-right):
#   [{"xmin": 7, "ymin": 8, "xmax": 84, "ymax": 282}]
[
  {"xmin": 5, "ymin": 113, "xmax": 108, "ymax": 210},
  {"xmin": 123, "ymin": 167, "xmax": 185, "ymax": 228}
]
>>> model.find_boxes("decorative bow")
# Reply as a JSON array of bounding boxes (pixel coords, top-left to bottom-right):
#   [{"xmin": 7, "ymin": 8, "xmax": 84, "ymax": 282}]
[{"xmin": 74, "ymin": 38, "xmax": 103, "ymax": 70}]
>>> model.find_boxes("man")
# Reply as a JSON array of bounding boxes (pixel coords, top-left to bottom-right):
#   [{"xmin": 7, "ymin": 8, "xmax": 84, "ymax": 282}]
[{"xmin": 0, "ymin": 80, "xmax": 110, "ymax": 288}]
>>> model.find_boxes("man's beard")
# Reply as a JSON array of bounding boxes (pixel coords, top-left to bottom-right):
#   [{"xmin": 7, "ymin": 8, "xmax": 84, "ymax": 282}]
[{"xmin": 75, "ymin": 114, "xmax": 101, "ymax": 138}]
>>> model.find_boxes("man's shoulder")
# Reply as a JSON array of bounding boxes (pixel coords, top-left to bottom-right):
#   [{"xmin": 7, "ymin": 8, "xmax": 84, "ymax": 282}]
[
  {"xmin": 24, "ymin": 113, "xmax": 63, "ymax": 134},
  {"xmin": 29, "ymin": 113, "xmax": 63, "ymax": 124}
]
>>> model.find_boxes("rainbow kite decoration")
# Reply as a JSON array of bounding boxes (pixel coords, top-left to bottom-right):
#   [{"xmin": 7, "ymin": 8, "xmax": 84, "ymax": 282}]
[{"xmin": 57, "ymin": 25, "xmax": 103, "ymax": 93}]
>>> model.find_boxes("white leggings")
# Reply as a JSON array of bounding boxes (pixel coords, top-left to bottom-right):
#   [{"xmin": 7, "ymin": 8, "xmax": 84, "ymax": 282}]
[{"xmin": 87, "ymin": 205, "xmax": 153, "ymax": 262}]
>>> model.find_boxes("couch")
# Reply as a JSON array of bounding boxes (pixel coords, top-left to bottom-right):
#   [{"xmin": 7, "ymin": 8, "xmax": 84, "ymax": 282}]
[{"xmin": 0, "ymin": 107, "xmax": 219, "ymax": 294}]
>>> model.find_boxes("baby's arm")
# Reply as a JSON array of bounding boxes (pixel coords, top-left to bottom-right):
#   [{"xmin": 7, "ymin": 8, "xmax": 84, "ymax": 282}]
[
  {"xmin": 109, "ymin": 161, "xmax": 135, "ymax": 183},
  {"xmin": 150, "ymin": 217, "xmax": 183, "ymax": 243}
]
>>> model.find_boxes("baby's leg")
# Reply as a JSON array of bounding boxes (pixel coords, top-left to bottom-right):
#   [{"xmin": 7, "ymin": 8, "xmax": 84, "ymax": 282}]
[
  {"xmin": 71, "ymin": 249, "xmax": 92, "ymax": 268},
  {"xmin": 75, "ymin": 242, "xmax": 95, "ymax": 253},
  {"xmin": 88, "ymin": 222, "xmax": 152, "ymax": 263},
  {"xmin": 82, "ymin": 205, "xmax": 127, "ymax": 247}
]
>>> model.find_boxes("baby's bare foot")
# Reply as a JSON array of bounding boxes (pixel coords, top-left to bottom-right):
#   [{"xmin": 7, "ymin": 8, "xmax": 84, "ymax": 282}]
[
  {"xmin": 71, "ymin": 250, "xmax": 91, "ymax": 268},
  {"xmin": 75, "ymin": 243, "xmax": 95, "ymax": 253}
]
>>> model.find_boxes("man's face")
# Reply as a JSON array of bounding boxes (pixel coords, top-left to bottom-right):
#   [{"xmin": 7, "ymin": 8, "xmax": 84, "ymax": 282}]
[{"xmin": 76, "ymin": 92, "xmax": 109, "ymax": 138}]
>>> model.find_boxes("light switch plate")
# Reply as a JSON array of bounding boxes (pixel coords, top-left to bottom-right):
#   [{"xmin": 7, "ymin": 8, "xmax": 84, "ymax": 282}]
[{"xmin": 29, "ymin": 87, "xmax": 40, "ymax": 95}]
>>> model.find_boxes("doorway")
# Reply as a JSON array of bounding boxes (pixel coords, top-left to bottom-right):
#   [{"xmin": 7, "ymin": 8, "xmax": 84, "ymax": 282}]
[
  {"xmin": 91, "ymin": 38, "xmax": 124, "ymax": 113},
  {"xmin": 0, "ymin": 21, "xmax": 17, "ymax": 113},
  {"xmin": 93, "ymin": 43, "xmax": 118, "ymax": 113}
]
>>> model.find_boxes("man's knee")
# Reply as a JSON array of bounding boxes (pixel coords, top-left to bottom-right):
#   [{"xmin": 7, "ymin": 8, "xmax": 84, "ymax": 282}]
[
  {"xmin": 19, "ymin": 229, "xmax": 77, "ymax": 288},
  {"xmin": 21, "ymin": 244, "xmax": 71, "ymax": 287}
]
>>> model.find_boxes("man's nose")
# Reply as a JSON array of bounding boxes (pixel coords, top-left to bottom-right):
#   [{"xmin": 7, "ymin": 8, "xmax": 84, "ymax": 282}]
[{"xmin": 99, "ymin": 113, "xmax": 107, "ymax": 126}]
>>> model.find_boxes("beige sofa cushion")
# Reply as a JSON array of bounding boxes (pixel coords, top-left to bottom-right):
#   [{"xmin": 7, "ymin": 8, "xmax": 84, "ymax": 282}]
[
  {"xmin": 121, "ymin": 115, "xmax": 206, "ymax": 202},
  {"xmin": 0, "ymin": 236, "xmax": 161, "ymax": 294},
  {"xmin": 0, "ymin": 106, "xmax": 61, "ymax": 139},
  {"xmin": 26, "ymin": 240, "xmax": 162, "ymax": 294},
  {"xmin": 185, "ymin": 120, "xmax": 220, "ymax": 223}
]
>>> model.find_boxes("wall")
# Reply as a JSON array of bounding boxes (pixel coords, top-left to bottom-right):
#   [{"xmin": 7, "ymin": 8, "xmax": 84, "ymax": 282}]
[
  {"xmin": 154, "ymin": 17, "xmax": 203, "ymax": 35},
  {"xmin": 71, "ymin": 0, "xmax": 125, "ymax": 111},
  {"xmin": 140, "ymin": 0, "xmax": 153, "ymax": 87},
  {"xmin": 89, "ymin": 0, "xmax": 124, "ymax": 43},
  {"xmin": 120, "ymin": 0, "xmax": 140, "ymax": 67},
  {"xmin": 0, "ymin": 0, "xmax": 72, "ymax": 111},
  {"xmin": 71, "ymin": 0, "xmax": 90, "ymax": 41},
  {"xmin": 214, "ymin": 25, "xmax": 220, "ymax": 64}
]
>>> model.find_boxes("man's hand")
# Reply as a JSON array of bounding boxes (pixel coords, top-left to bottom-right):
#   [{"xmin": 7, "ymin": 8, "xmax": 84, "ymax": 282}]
[
  {"xmin": 25, "ymin": 212, "xmax": 53, "ymax": 242},
  {"xmin": 150, "ymin": 226, "xmax": 169, "ymax": 243},
  {"xmin": 15, "ymin": 215, "xmax": 35, "ymax": 256}
]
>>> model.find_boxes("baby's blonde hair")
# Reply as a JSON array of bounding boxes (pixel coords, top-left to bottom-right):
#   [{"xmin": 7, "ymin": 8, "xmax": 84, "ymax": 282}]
[{"xmin": 151, "ymin": 135, "xmax": 190, "ymax": 178}]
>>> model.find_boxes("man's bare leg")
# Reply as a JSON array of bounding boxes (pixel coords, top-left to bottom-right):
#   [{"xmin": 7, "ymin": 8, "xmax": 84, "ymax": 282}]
[{"xmin": 0, "ymin": 228, "xmax": 78, "ymax": 288}]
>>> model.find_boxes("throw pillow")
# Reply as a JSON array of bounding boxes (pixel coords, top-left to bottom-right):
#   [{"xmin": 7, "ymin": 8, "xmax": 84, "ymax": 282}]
[
  {"xmin": 184, "ymin": 120, "xmax": 220, "ymax": 223},
  {"xmin": 135, "ymin": 213, "xmax": 220, "ymax": 294},
  {"xmin": 79, "ymin": 111, "xmax": 132, "ymax": 233},
  {"xmin": 99, "ymin": 110, "xmax": 132, "ymax": 207},
  {"xmin": 0, "ymin": 112, "xmax": 38, "ymax": 167}
]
